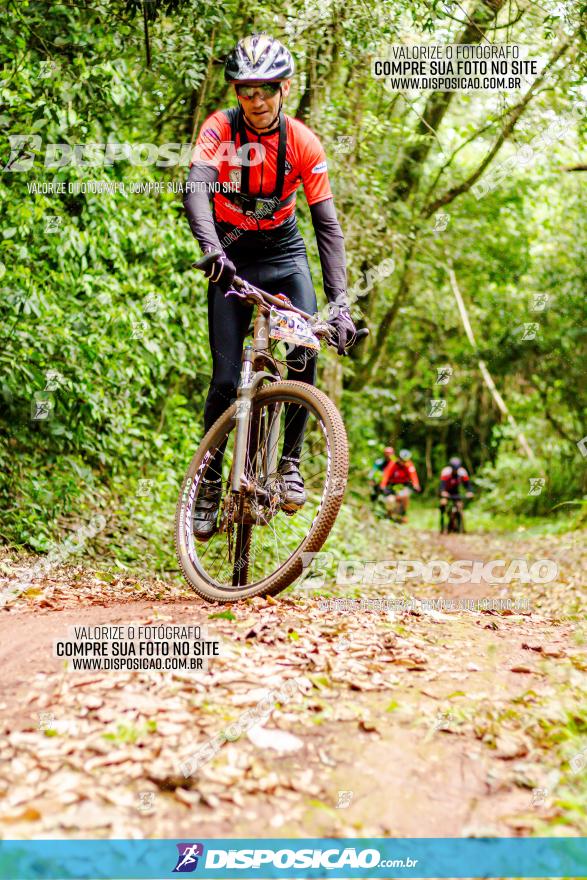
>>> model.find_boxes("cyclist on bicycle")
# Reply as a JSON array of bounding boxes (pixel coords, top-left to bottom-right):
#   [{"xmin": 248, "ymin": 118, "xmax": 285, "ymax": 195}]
[
  {"xmin": 183, "ymin": 34, "xmax": 356, "ymax": 540},
  {"xmin": 379, "ymin": 448, "xmax": 421, "ymax": 521},
  {"xmin": 439, "ymin": 457, "xmax": 474, "ymax": 520},
  {"xmin": 369, "ymin": 446, "xmax": 395, "ymax": 502}
]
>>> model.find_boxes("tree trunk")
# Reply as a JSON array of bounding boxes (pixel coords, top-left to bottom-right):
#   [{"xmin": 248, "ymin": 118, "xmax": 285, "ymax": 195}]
[
  {"xmin": 393, "ymin": 0, "xmax": 507, "ymax": 201},
  {"xmin": 446, "ymin": 260, "xmax": 539, "ymax": 464},
  {"xmin": 188, "ymin": 29, "xmax": 216, "ymax": 145},
  {"xmin": 296, "ymin": 51, "xmax": 315, "ymax": 123},
  {"xmin": 425, "ymin": 432, "xmax": 433, "ymax": 480}
]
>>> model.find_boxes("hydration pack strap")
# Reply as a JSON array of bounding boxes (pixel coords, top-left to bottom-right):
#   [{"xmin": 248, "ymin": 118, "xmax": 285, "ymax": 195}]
[{"xmin": 228, "ymin": 107, "xmax": 287, "ymax": 201}]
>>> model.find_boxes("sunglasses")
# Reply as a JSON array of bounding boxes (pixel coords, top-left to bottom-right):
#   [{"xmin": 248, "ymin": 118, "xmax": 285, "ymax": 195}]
[{"xmin": 235, "ymin": 82, "xmax": 281, "ymax": 99}]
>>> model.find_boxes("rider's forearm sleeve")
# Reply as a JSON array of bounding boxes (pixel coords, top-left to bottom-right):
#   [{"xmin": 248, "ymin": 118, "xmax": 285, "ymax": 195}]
[
  {"xmin": 309, "ymin": 198, "xmax": 347, "ymax": 302},
  {"xmin": 183, "ymin": 163, "xmax": 223, "ymax": 254}
]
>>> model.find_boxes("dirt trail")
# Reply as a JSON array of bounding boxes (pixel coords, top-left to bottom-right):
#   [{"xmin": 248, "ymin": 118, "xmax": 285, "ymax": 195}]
[
  {"xmin": 0, "ymin": 527, "xmax": 584, "ymax": 838},
  {"xmin": 0, "ymin": 600, "xmax": 200, "ymax": 725}
]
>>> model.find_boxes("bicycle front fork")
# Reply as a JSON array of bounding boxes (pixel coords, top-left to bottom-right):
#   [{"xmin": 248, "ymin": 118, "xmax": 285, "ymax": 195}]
[
  {"xmin": 231, "ymin": 346, "xmax": 254, "ymax": 493},
  {"xmin": 230, "ymin": 344, "xmax": 281, "ymax": 494}
]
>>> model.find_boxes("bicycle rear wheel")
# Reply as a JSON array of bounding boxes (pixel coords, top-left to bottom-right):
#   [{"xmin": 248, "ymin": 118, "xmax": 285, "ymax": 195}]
[{"xmin": 175, "ymin": 380, "xmax": 348, "ymax": 602}]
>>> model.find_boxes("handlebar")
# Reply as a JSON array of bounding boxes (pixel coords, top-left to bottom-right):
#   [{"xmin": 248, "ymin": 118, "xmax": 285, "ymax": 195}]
[
  {"xmin": 192, "ymin": 250, "xmax": 370, "ymax": 354},
  {"xmin": 193, "ymin": 250, "xmax": 313, "ymax": 316}
]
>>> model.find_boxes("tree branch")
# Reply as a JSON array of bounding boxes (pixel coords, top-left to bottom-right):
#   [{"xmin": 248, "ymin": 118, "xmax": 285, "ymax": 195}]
[
  {"xmin": 424, "ymin": 35, "xmax": 574, "ymax": 216},
  {"xmin": 392, "ymin": 0, "xmax": 507, "ymax": 201},
  {"xmin": 347, "ymin": 237, "xmax": 416, "ymax": 389}
]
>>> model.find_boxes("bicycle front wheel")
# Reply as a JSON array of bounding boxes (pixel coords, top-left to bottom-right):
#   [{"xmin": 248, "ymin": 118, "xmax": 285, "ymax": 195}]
[{"xmin": 175, "ymin": 380, "xmax": 348, "ymax": 602}]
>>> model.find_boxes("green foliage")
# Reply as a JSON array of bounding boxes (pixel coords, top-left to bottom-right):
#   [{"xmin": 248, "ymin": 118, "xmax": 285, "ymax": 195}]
[
  {"xmin": 0, "ymin": 0, "xmax": 585, "ymax": 572},
  {"xmin": 102, "ymin": 719, "xmax": 158, "ymax": 744},
  {"xmin": 475, "ymin": 447, "xmax": 583, "ymax": 518}
]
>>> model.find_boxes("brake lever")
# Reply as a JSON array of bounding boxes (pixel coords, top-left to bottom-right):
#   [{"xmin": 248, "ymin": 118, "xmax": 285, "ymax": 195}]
[
  {"xmin": 192, "ymin": 250, "xmax": 222, "ymax": 272},
  {"xmin": 343, "ymin": 327, "xmax": 369, "ymax": 356}
]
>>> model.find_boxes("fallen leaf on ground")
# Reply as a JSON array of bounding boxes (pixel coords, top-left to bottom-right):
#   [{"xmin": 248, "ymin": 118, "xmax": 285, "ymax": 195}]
[{"xmin": 246, "ymin": 726, "xmax": 303, "ymax": 753}]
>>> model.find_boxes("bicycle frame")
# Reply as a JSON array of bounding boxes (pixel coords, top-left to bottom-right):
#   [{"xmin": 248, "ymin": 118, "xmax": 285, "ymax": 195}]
[
  {"xmin": 441, "ymin": 496, "xmax": 464, "ymax": 533},
  {"xmin": 177, "ymin": 251, "xmax": 371, "ymax": 598},
  {"xmin": 227, "ymin": 277, "xmax": 322, "ymax": 495}
]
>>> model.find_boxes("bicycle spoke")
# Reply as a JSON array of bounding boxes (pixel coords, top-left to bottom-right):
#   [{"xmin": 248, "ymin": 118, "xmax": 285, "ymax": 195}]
[{"xmin": 182, "ymin": 388, "xmax": 340, "ymax": 592}]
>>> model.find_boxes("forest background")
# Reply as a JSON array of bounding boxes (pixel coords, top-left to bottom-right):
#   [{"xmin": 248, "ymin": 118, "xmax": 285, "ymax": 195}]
[{"xmin": 0, "ymin": 0, "xmax": 585, "ymax": 572}]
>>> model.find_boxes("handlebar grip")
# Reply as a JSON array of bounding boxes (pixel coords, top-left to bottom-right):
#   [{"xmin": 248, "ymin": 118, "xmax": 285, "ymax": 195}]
[
  {"xmin": 192, "ymin": 251, "xmax": 246, "ymax": 291},
  {"xmin": 192, "ymin": 250, "xmax": 222, "ymax": 272}
]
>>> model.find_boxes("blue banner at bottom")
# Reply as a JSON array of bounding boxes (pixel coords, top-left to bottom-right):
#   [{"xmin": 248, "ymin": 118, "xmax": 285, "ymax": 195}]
[{"xmin": 0, "ymin": 837, "xmax": 586, "ymax": 879}]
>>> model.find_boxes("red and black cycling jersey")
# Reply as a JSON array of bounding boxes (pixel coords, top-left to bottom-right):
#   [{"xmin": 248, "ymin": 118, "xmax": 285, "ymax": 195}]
[
  {"xmin": 192, "ymin": 109, "xmax": 333, "ymax": 228},
  {"xmin": 380, "ymin": 460, "xmax": 421, "ymax": 492},
  {"xmin": 439, "ymin": 466, "xmax": 472, "ymax": 495}
]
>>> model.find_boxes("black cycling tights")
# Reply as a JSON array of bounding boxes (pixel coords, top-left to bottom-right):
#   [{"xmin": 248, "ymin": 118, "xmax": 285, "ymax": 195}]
[{"xmin": 203, "ymin": 222, "xmax": 318, "ymax": 480}]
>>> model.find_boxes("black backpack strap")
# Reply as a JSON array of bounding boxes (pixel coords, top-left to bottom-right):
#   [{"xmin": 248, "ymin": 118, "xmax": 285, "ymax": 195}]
[
  {"xmin": 222, "ymin": 107, "xmax": 288, "ymax": 208},
  {"xmin": 222, "ymin": 107, "xmax": 249, "ymax": 194},
  {"xmin": 273, "ymin": 112, "xmax": 287, "ymax": 201},
  {"xmin": 237, "ymin": 109, "xmax": 251, "ymax": 197},
  {"xmin": 223, "ymin": 107, "xmax": 240, "ymax": 141},
  {"xmin": 233, "ymin": 107, "xmax": 287, "ymax": 199}
]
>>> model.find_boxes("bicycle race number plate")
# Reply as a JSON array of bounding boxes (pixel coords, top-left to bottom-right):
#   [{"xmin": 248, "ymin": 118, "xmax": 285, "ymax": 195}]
[{"xmin": 269, "ymin": 308, "xmax": 321, "ymax": 351}]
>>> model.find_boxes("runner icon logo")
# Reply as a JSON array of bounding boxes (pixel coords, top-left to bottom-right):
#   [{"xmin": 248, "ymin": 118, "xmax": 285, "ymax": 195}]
[{"xmin": 173, "ymin": 843, "xmax": 204, "ymax": 873}]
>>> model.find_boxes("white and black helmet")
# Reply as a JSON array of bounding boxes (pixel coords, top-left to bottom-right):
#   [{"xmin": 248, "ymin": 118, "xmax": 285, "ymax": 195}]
[{"xmin": 225, "ymin": 34, "xmax": 295, "ymax": 83}]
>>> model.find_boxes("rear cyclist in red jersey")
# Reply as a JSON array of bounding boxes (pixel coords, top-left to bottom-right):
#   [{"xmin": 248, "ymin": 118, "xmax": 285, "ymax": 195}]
[
  {"xmin": 439, "ymin": 457, "xmax": 474, "ymax": 531},
  {"xmin": 379, "ymin": 449, "xmax": 421, "ymax": 521},
  {"xmin": 183, "ymin": 34, "xmax": 357, "ymax": 540}
]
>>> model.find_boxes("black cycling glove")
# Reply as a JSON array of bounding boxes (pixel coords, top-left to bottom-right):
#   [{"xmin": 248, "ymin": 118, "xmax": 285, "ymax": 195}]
[
  {"xmin": 204, "ymin": 251, "xmax": 236, "ymax": 294},
  {"xmin": 327, "ymin": 296, "xmax": 357, "ymax": 355}
]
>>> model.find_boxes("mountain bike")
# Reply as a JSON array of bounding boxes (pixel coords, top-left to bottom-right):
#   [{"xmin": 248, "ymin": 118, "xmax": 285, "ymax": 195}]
[
  {"xmin": 382, "ymin": 485, "xmax": 411, "ymax": 524},
  {"xmin": 440, "ymin": 495, "xmax": 466, "ymax": 534},
  {"xmin": 175, "ymin": 251, "xmax": 368, "ymax": 603}
]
